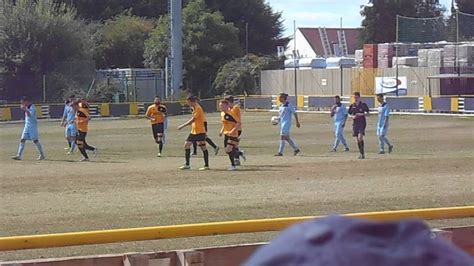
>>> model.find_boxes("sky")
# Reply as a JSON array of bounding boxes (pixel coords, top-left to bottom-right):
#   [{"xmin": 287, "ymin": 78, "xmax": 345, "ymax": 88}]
[{"xmin": 266, "ymin": 0, "xmax": 452, "ymax": 37}]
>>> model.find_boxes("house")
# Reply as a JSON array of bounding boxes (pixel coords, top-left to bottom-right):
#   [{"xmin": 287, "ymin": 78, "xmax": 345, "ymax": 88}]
[{"xmin": 285, "ymin": 27, "xmax": 361, "ymax": 59}]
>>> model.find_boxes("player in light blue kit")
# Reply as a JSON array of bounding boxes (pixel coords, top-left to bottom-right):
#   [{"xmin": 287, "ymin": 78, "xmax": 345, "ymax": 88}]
[
  {"xmin": 12, "ymin": 96, "xmax": 45, "ymax": 160},
  {"xmin": 60, "ymin": 95, "xmax": 77, "ymax": 154},
  {"xmin": 275, "ymin": 93, "xmax": 301, "ymax": 156},
  {"xmin": 330, "ymin": 95, "xmax": 349, "ymax": 152},
  {"xmin": 376, "ymin": 94, "xmax": 394, "ymax": 154}
]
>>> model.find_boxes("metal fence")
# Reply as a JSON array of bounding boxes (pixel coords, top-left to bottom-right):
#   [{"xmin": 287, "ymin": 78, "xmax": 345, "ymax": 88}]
[{"xmin": 260, "ymin": 67, "xmax": 474, "ymax": 97}]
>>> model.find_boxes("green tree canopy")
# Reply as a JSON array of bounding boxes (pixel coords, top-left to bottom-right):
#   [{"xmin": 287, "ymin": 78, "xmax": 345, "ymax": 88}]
[
  {"xmin": 59, "ymin": 0, "xmax": 284, "ymax": 56},
  {"xmin": 0, "ymin": 0, "xmax": 93, "ymax": 100},
  {"xmin": 144, "ymin": 0, "xmax": 241, "ymax": 97},
  {"xmin": 213, "ymin": 54, "xmax": 278, "ymax": 96},
  {"xmin": 360, "ymin": 0, "xmax": 445, "ymax": 44},
  {"xmin": 94, "ymin": 14, "xmax": 154, "ymax": 68},
  {"xmin": 449, "ymin": 0, "xmax": 474, "ymax": 41},
  {"xmin": 55, "ymin": 0, "xmax": 168, "ymax": 21},
  {"xmin": 205, "ymin": 0, "xmax": 284, "ymax": 56},
  {"xmin": 456, "ymin": 0, "xmax": 474, "ymax": 13}
]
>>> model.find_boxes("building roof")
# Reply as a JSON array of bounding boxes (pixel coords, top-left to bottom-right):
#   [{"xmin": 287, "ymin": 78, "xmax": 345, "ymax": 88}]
[{"xmin": 299, "ymin": 27, "xmax": 361, "ymax": 56}]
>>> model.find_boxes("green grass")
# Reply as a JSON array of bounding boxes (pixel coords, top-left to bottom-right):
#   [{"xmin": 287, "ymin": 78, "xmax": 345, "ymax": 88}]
[{"xmin": 0, "ymin": 112, "xmax": 473, "ymax": 261}]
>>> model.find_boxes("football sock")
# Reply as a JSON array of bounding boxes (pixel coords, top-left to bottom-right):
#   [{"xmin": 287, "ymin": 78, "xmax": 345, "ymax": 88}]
[
  {"xmin": 383, "ymin": 136, "xmax": 391, "ymax": 147},
  {"xmin": 203, "ymin": 149, "xmax": 209, "ymax": 167},
  {"xmin": 234, "ymin": 148, "xmax": 240, "ymax": 159},
  {"xmin": 158, "ymin": 141, "xmax": 163, "ymax": 153},
  {"xmin": 334, "ymin": 137, "xmax": 340, "ymax": 149},
  {"xmin": 287, "ymin": 137, "xmax": 299, "ymax": 150},
  {"xmin": 228, "ymin": 149, "xmax": 235, "ymax": 166},
  {"xmin": 206, "ymin": 137, "xmax": 217, "ymax": 149},
  {"xmin": 17, "ymin": 142, "xmax": 26, "ymax": 157},
  {"xmin": 278, "ymin": 140, "xmax": 285, "ymax": 154},
  {"xmin": 84, "ymin": 142, "xmax": 95, "ymax": 151},
  {"xmin": 378, "ymin": 136, "xmax": 385, "ymax": 151},
  {"xmin": 340, "ymin": 134, "xmax": 348, "ymax": 148},
  {"xmin": 193, "ymin": 142, "xmax": 198, "ymax": 154},
  {"xmin": 360, "ymin": 141, "xmax": 365, "ymax": 155},
  {"xmin": 79, "ymin": 147, "xmax": 88, "ymax": 159},
  {"xmin": 34, "ymin": 142, "xmax": 44, "ymax": 157},
  {"xmin": 185, "ymin": 148, "xmax": 191, "ymax": 165}
]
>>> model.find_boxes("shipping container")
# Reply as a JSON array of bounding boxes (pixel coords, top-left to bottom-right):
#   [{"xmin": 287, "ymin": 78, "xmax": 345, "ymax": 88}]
[{"xmin": 363, "ymin": 44, "xmax": 378, "ymax": 68}]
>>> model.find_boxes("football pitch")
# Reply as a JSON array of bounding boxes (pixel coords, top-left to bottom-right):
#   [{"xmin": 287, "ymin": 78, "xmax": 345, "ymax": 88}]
[{"xmin": 1, "ymin": 112, "xmax": 473, "ymax": 260}]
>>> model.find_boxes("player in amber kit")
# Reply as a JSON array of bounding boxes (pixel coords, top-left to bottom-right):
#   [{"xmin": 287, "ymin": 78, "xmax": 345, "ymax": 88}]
[
  {"xmin": 219, "ymin": 100, "xmax": 241, "ymax": 171},
  {"xmin": 177, "ymin": 96, "xmax": 210, "ymax": 170},
  {"xmin": 224, "ymin": 95, "xmax": 246, "ymax": 165},
  {"xmin": 191, "ymin": 97, "xmax": 219, "ymax": 156},
  {"xmin": 74, "ymin": 99, "xmax": 97, "ymax": 161},
  {"xmin": 146, "ymin": 96, "xmax": 167, "ymax": 157},
  {"xmin": 348, "ymin": 92, "xmax": 370, "ymax": 159}
]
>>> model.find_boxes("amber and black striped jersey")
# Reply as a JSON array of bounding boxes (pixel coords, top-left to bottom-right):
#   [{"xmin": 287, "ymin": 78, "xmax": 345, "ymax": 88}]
[
  {"xmin": 191, "ymin": 104, "xmax": 206, "ymax": 135},
  {"xmin": 146, "ymin": 104, "xmax": 167, "ymax": 124},
  {"xmin": 231, "ymin": 104, "xmax": 242, "ymax": 131},
  {"xmin": 221, "ymin": 111, "xmax": 240, "ymax": 137},
  {"xmin": 76, "ymin": 102, "xmax": 90, "ymax": 132}
]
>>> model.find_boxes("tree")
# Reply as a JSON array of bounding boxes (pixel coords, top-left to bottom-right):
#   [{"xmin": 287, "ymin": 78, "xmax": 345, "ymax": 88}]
[
  {"xmin": 456, "ymin": 0, "xmax": 474, "ymax": 14},
  {"xmin": 0, "ymin": 0, "xmax": 93, "ymax": 101},
  {"xmin": 205, "ymin": 0, "xmax": 284, "ymax": 56},
  {"xmin": 144, "ymin": 0, "xmax": 241, "ymax": 97},
  {"xmin": 360, "ymin": 0, "xmax": 445, "ymax": 44},
  {"xmin": 55, "ymin": 0, "xmax": 168, "ymax": 21},
  {"xmin": 94, "ymin": 14, "xmax": 154, "ymax": 68},
  {"xmin": 213, "ymin": 54, "xmax": 277, "ymax": 96},
  {"xmin": 450, "ymin": 0, "xmax": 474, "ymax": 41},
  {"xmin": 59, "ymin": 0, "xmax": 284, "ymax": 56}
]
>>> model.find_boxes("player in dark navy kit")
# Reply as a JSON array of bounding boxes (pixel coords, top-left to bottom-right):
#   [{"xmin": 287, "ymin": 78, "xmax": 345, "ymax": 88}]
[{"xmin": 348, "ymin": 92, "xmax": 370, "ymax": 159}]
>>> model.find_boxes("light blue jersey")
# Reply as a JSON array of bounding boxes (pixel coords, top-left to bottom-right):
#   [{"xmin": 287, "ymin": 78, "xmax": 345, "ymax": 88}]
[
  {"xmin": 377, "ymin": 102, "xmax": 390, "ymax": 136},
  {"xmin": 63, "ymin": 104, "xmax": 77, "ymax": 137},
  {"xmin": 279, "ymin": 102, "xmax": 295, "ymax": 135},
  {"xmin": 63, "ymin": 104, "xmax": 76, "ymax": 124},
  {"xmin": 21, "ymin": 104, "xmax": 39, "ymax": 140},
  {"xmin": 333, "ymin": 103, "xmax": 348, "ymax": 124}
]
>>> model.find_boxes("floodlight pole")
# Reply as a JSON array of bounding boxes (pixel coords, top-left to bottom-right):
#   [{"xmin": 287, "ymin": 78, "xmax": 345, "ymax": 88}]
[
  {"xmin": 245, "ymin": 22, "xmax": 249, "ymax": 55},
  {"xmin": 395, "ymin": 15, "xmax": 399, "ymax": 97},
  {"xmin": 456, "ymin": 10, "xmax": 460, "ymax": 77},
  {"xmin": 340, "ymin": 17, "xmax": 343, "ymax": 96},
  {"xmin": 170, "ymin": 0, "xmax": 182, "ymax": 100},
  {"xmin": 293, "ymin": 20, "xmax": 298, "ymax": 107}
]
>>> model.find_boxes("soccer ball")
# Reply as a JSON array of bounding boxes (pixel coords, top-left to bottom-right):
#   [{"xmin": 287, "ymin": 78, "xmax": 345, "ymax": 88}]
[{"xmin": 271, "ymin": 116, "xmax": 280, "ymax": 125}]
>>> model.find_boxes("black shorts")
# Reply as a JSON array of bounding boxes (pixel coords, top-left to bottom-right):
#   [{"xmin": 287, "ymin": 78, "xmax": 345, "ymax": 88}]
[
  {"xmin": 352, "ymin": 122, "xmax": 366, "ymax": 137},
  {"xmin": 152, "ymin": 123, "xmax": 165, "ymax": 138},
  {"xmin": 224, "ymin": 135, "xmax": 240, "ymax": 147},
  {"xmin": 187, "ymin": 133, "xmax": 206, "ymax": 144},
  {"xmin": 76, "ymin": 130, "xmax": 87, "ymax": 141}
]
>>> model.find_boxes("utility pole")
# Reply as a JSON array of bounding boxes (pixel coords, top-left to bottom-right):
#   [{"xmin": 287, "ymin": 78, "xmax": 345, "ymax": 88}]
[
  {"xmin": 293, "ymin": 20, "xmax": 298, "ymax": 106},
  {"xmin": 170, "ymin": 0, "xmax": 182, "ymax": 100},
  {"xmin": 245, "ymin": 22, "xmax": 249, "ymax": 55}
]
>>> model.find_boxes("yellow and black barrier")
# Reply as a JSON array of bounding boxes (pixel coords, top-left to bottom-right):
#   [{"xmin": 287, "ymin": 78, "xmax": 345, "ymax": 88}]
[
  {"xmin": 1, "ymin": 96, "xmax": 473, "ymax": 122},
  {"xmin": 0, "ymin": 206, "xmax": 473, "ymax": 251}
]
